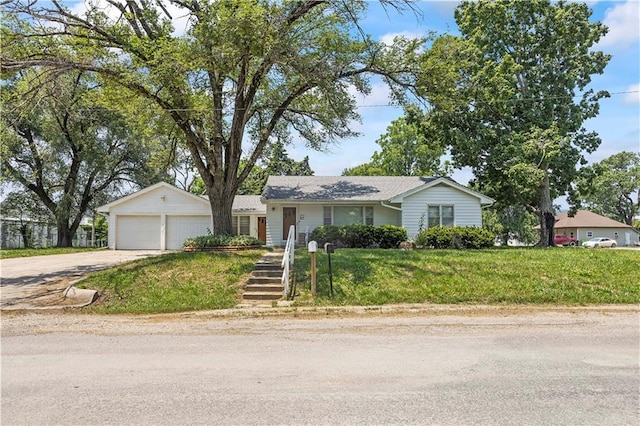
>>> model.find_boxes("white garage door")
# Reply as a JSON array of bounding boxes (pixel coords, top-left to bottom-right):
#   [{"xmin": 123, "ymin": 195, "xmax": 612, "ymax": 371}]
[
  {"xmin": 166, "ymin": 216, "xmax": 211, "ymax": 250},
  {"xmin": 116, "ymin": 216, "xmax": 161, "ymax": 250}
]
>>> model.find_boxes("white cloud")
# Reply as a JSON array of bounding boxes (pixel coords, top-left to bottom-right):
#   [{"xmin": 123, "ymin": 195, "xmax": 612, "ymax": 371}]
[
  {"xmin": 349, "ymin": 82, "xmax": 393, "ymax": 107},
  {"xmin": 624, "ymin": 83, "xmax": 640, "ymax": 104},
  {"xmin": 599, "ymin": 1, "xmax": 640, "ymax": 49},
  {"xmin": 379, "ymin": 30, "xmax": 424, "ymax": 46}
]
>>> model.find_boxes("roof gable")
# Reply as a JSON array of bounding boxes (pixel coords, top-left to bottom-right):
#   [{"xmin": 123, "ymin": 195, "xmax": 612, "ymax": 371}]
[
  {"xmin": 389, "ymin": 177, "xmax": 495, "ymax": 205},
  {"xmin": 97, "ymin": 182, "xmax": 208, "ymax": 212},
  {"xmin": 261, "ymin": 176, "xmax": 443, "ymax": 202}
]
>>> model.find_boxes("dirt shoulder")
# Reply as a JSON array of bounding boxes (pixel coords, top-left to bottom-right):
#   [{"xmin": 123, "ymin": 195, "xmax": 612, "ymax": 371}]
[{"xmin": 2, "ymin": 304, "xmax": 638, "ymax": 337}]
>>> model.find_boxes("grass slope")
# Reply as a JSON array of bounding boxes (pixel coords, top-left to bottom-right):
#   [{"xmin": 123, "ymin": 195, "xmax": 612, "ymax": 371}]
[
  {"xmin": 293, "ymin": 248, "xmax": 640, "ymax": 306},
  {"xmin": 79, "ymin": 250, "xmax": 265, "ymax": 314}
]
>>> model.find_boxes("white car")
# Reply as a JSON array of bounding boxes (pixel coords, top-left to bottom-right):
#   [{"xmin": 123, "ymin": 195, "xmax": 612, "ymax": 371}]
[{"xmin": 582, "ymin": 237, "xmax": 617, "ymax": 248}]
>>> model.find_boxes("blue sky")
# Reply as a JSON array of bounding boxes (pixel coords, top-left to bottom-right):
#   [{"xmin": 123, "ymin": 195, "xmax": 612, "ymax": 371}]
[{"xmin": 290, "ymin": 0, "xmax": 640, "ymax": 186}]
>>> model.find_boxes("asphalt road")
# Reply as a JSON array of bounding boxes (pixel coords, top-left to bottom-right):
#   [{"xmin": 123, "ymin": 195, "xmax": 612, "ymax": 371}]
[{"xmin": 1, "ymin": 307, "xmax": 638, "ymax": 425}]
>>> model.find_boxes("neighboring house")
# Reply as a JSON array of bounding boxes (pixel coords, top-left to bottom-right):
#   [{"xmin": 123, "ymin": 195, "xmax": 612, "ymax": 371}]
[
  {"xmin": 97, "ymin": 182, "xmax": 266, "ymax": 250},
  {"xmin": 0, "ymin": 216, "xmax": 92, "ymax": 249},
  {"xmin": 261, "ymin": 176, "xmax": 494, "ymax": 247},
  {"xmin": 553, "ymin": 210, "xmax": 640, "ymax": 246}
]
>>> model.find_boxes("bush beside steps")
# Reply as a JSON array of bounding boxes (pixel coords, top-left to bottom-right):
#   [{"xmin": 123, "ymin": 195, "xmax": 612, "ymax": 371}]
[{"xmin": 183, "ymin": 233, "xmax": 264, "ymax": 251}]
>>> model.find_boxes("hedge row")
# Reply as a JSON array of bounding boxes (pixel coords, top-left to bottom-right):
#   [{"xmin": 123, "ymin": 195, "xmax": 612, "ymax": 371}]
[
  {"xmin": 183, "ymin": 233, "xmax": 263, "ymax": 249},
  {"xmin": 415, "ymin": 226, "xmax": 494, "ymax": 249},
  {"xmin": 309, "ymin": 224, "xmax": 408, "ymax": 249}
]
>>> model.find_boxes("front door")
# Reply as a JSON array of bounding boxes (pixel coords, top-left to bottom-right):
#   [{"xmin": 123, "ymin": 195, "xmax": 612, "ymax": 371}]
[
  {"xmin": 282, "ymin": 207, "xmax": 296, "ymax": 240},
  {"xmin": 258, "ymin": 216, "xmax": 266, "ymax": 243}
]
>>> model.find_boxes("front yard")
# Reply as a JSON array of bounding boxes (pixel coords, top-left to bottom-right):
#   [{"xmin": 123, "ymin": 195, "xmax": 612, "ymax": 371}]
[
  {"xmin": 74, "ymin": 247, "xmax": 638, "ymax": 314},
  {"xmin": 292, "ymin": 248, "xmax": 640, "ymax": 306}
]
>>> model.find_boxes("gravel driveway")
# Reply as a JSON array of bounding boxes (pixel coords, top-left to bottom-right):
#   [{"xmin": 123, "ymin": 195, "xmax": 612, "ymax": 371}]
[{"xmin": 0, "ymin": 250, "xmax": 163, "ymax": 309}]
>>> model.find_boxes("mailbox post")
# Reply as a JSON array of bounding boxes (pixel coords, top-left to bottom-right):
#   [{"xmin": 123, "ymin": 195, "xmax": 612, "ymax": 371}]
[
  {"xmin": 308, "ymin": 241, "xmax": 317, "ymax": 296},
  {"xmin": 324, "ymin": 243, "xmax": 334, "ymax": 297}
]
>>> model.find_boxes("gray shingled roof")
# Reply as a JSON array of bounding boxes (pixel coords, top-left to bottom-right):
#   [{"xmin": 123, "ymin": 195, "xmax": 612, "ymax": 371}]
[
  {"xmin": 232, "ymin": 195, "xmax": 266, "ymax": 213},
  {"xmin": 261, "ymin": 176, "xmax": 442, "ymax": 201}
]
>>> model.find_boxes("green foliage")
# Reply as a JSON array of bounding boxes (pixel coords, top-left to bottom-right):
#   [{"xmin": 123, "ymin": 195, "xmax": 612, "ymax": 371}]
[
  {"xmin": 342, "ymin": 107, "xmax": 448, "ymax": 177},
  {"xmin": 415, "ymin": 226, "xmax": 494, "ymax": 249},
  {"xmin": 570, "ymin": 151, "xmax": 640, "ymax": 225},
  {"xmin": 2, "ymin": 1, "xmax": 426, "ymax": 235},
  {"xmin": 293, "ymin": 248, "xmax": 640, "ymax": 305},
  {"xmin": 183, "ymin": 232, "xmax": 263, "ymax": 249},
  {"xmin": 310, "ymin": 224, "xmax": 408, "ymax": 249},
  {"xmin": 1, "ymin": 70, "xmax": 165, "ymax": 246},
  {"xmin": 420, "ymin": 0, "xmax": 611, "ymax": 246},
  {"xmin": 483, "ymin": 205, "xmax": 538, "ymax": 245},
  {"xmin": 237, "ymin": 140, "xmax": 314, "ymax": 195}
]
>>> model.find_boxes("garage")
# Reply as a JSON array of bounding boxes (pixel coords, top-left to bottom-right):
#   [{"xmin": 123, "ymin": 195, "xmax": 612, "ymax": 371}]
[
  {"xmin": 98, "ymin": 183, "xmax": 266, "ymax": 250},
  {"xmin": 166, "ymin": 215, "xmax": 211, "ymax": 250},
  {"xmin": 116, "ymin": 215, "xmax": 161, "ymax": 250}
]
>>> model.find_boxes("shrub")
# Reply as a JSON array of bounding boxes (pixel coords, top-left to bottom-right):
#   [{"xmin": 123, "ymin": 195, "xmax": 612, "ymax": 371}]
[
  {"xmin": 415, "ymin": 226, "xmax": 494, "ymax": 249},
  {"xmin": 183, "ymin": 232, "xmax": 262, "ymax": 249},
  {"xmin": 309, "ymin": 224, "xmax": 407, "ymax": 249},
  {"xmin": 377, "ymin": 225, "xmax": 408, "ymax": 248}
]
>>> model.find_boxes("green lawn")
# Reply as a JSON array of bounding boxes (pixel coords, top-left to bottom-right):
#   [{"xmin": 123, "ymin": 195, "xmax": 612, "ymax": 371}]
[
  {"xmin": 0, "ymin": 247, "xmax": 103, "ymax": 259},
  {"xmin": 292, "ymin": 248, "xmax": 640, "ymax": 306},
  {"xmin": 78, "ymin": 250, "xmax": 265, "ymax": 314},
  {"xmin": 72, "ymin": 247, "xmax": 638, "ymax": 314}
]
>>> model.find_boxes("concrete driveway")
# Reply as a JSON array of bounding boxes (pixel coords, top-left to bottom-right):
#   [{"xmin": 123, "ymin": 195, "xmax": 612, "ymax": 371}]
[{"xmin": 0, "ymin": 250, "xmax": 163, "ymax": 310}]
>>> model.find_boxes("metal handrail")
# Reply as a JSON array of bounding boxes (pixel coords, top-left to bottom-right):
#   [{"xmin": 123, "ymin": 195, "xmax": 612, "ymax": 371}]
[{"xmin": 281, "ymin": 224, "xmax": 295, "ymax": 299}]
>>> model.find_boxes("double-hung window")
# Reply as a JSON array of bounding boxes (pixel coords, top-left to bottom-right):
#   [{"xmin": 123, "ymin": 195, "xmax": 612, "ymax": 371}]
[
  {"xmin": 323, "ymin": 206, "xmax": 374, "ymax": 226},
  {"xmin": 231, "ymin": 216, "xmax": 251, "ymax": 235},
  {"xmin": 427, "ymin": 205, "xmax": 454, "ymax": 227}
]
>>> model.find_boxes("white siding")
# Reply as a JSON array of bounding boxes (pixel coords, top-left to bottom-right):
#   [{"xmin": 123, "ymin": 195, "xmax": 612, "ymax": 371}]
[
  {"xmin": 264, "ymin": 202, "xmax": 402, "ymax": 247},
  {"xmin": 401, "ymin": 183, "xmax": 483, "ymax": 239},
  {"xmin": 576, "ymin": 227, "xmax": 639, "ymax": 245},
  {"xmin": 374, "ymin": 204, "xmax": 401, "ymax": 226},
  {"xmin": 166, "ymin": 215, "xmax": 211, "ymax": 250}
]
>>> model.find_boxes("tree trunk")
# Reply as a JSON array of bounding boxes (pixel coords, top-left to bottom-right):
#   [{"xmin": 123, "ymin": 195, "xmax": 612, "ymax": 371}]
[
  {"xmin": 19, "ymin": 224, "xmax": 31, "ymax": 248},
  {"xmin": 536, "ymin": 175, "xmax": 555, "ymax": 247},
  {"xmin": 207, "ymin": 185, "xmax": 235, "ymax": 235},
  {"xmin": 57, "ymin": 228, "xmax": 73, "ymax": 247}
]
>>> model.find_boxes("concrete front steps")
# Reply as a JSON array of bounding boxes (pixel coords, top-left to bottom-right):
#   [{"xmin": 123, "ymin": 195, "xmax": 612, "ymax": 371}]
[{"xmin": 241, "ymin": 251, "xmax": 286, "ymax": 305}]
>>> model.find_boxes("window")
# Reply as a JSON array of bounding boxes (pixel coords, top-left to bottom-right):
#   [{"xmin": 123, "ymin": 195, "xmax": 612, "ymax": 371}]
[
  {"xmin": 323, "ymin": 207, "xmax": 332, "ymax": 226},
  {"xmin": 586, "ymin": 231, "xmax": 593, "ymax": 238},
  {"xmin": 231, "ymin": 216, "xmax": 251, "ymax": 235},
  {"xmin": 323, "ymin": 206, "xmax": 374, "ymax": 226},
  {"xmin": 427, "ymin": 205, "xmax": 455, "ymax": 227}
]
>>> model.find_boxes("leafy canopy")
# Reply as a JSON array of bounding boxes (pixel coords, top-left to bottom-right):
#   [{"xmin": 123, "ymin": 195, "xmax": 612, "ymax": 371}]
[{"xmin": 419, "ymin": 0, "xmax": 610, "ymax": 246}]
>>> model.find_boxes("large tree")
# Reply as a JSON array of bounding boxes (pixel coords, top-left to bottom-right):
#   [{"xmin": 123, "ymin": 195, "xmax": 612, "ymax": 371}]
[
  {"xmin": 1, "ymin": 0, "xmax": 423, "ymax": 235},
  {"xmin": 570, "ymin": 151, "xmax": 640, "ymax": 225},
  {"xmin": 419, "ymin": 0, "xmax": 610, "ymax": 246},
  {"xmin": 1, "ymin": 70, "xmax": 161, "ymax": 246},
  {"xmin": 343, "ymin": 107, "xmax": 447, "ymax": 177}
]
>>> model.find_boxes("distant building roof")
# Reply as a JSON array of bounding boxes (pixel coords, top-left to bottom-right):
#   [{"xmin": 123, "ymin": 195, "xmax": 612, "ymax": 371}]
[
  {"xmin": 555, "ymin": 210, "xmax": 634, "ymax": 229},
  {"xmin": 261, "ymin": 176, "xmax": 444, "ymax": 202}
]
